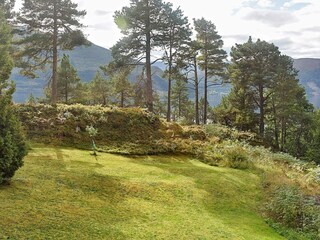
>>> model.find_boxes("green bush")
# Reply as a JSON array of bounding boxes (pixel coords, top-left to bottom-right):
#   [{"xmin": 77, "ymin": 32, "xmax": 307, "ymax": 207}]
[
  {"xmin": 204, "ymin": 124, "xmax": 260, "ymax": 146},
  {"xmin": 266, "ymin": 186, "xmax": 320, "ymax": 238},
  {"xmin": 0, "ymin": 89, "xmax": 28, "ymax": 184},
  {"xmin": 223, "ymin": 146, "xmax": 250, "ymax": 169}
]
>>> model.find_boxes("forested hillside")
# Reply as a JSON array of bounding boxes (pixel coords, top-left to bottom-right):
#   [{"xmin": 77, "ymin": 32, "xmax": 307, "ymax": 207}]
[
  {"xmin": 11, "ymin": 43, "xmax": 169, "ymax": 102},
  {"xmin": 12, "ymin": 44, "xmax": 320, "ymax": 108}
]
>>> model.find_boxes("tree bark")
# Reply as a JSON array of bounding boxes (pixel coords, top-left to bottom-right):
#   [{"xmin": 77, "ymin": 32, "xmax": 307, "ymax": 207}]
[
  {"xmin": 145, "ymin": 0, "xmax": 153, "ymax": 112},
  {"xmin": 121, "ymin": 91, "xmax": 124, "ymax": 107},
  {"xmin": 280, "ymin": 117, "xmax": 286, "ymax": 151},
  {"xmin": 259, "ymin": 84, "xmax": 265, "ymax": 136},
  {"xmin": 166, "ymin": 44, "xmax": 173, "ymax": 122},
  {"xmin": 204, "ymin": 62, "xmax": 208, "ymax": 124},
  {"xmin": 65, "ymin": 77, "xmax": 68, "ymax": 104},
  {"xmin": 203, "ymin": 38, "xmax": 208, "ymax": 124},
  {"xmin": 51, "ymin": 0, "xmax": 58, "ymax": 104},
  {"xmin": 272, "ymin": 100, "xmax": 279, "ymax": 149},
  {"xmin": 194, "ymin": 57, "xmax": 199, "ymax": 125}
]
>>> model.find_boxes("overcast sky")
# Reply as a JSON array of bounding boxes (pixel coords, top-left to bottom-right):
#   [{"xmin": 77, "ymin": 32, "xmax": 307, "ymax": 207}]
[{"xmin": 16, "ymin": 0, "xmax": 320, "ymax": 59}]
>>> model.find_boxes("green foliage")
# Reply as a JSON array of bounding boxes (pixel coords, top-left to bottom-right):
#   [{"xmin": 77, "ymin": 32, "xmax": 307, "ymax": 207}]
[
  {"xmin": 214, "ymin": 88, "xmax": 257, "ymax": 132},
  {"xmin": 305, "ymin": 110, "xmax": 320, "ymax": 164},
  {"xmin": 16, "ymin": 0, "xmax": 87, "ymax": 103},
  {"xmin": 0, "ymin": 0, "xmax": 14, "ymax": 19},
  {"xmin": 16, "ymin": 104, "xmax": 162, "ymax": 148},
  {"xmin": 89, "ymin": 71, "xmax": 111, "ymax": 105},
  {"xmin": 194, "ymin": 18, "xmax": 227, "ymax": 124},
  {"xmin": 195, "ymin": 18, "xmax": 227, "ymax": 79},
  {"xmin": 171, "ymin": 77, "xmax": 193, "ymax": 123},
  {"xmin": 57, "ymin": 54, "xmax": 81, "ymax": 103},
  {"xmin": 229, "ymin": 37, "xmax": 280, "ymax": 136},
  {"xmin": 176, "ymin": 40, "xmax": 202, "ymax": 124},
  {"xmin": 204, "ymin": 124, "xmax": 258, "ymax": 144},
  {"xmin": 105, "ymin": 64, "xmax": 133, "ymax": 107},
  {"xmin": 223, "ymin": 146, "xmax": 250, "ymax": 169},
  {"xmin": 0, "ymin": 91, "xmax": 27, "ymax": 184},
  {"xmin": 224, "ymin": 37, "xmax": 313, "ymax": 162},
  {"xmin": 0, "ymin": 12, "xmax": 27, "ymax": 184},
  {"xmin": 160, "ymin": 5, "xmax": 191, "ymax": 121},
  {"xmin": 17, "ymin": 0, "xmax": 87, "ymax": 69},
  {"xmin": 112, "ymin": 0, "xmax": 173, "ymax": 111},
  {"xmin": 26, "ymin": 93, "xmax": 37, "ymax": 105},
  {"xmin": 305, "ymin": 167, "xmax": 320, "ymax": 184},
  {"xmin": 266, "ymin": 186, "xmax": 320, "ymax": 238},
  {"xmin": 0, "ymin": 10, "xmax": 12, "ymax": 84}
]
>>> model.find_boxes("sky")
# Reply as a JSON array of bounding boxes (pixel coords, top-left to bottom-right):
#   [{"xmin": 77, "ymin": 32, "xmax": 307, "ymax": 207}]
[{"xmin": 16, "ymin": 0, "xmax": 320, "ymax": 59}]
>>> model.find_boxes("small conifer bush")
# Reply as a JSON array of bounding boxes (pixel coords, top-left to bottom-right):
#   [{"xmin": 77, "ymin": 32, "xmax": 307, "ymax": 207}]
[{"xmin": 0, "ymin": 88, "xmax": 28, "ymax": 184}]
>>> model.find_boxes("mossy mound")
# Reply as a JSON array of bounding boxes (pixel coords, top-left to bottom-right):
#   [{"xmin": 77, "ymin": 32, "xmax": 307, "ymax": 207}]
[{"xmin": 16, "ymin": 104, "xmax": 207, "ymax": 153}]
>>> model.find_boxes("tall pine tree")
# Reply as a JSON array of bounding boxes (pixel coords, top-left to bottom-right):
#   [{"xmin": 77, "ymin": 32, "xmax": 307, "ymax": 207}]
[
  {"xmin": 178, "ymin": 41, "xmax": 201, "ymax": 124},
  {"xmin": 229, "ymin": 37, "xmax": 280, "ymax": 136},
  {"xmin": 105, "ymin": 63, "xmax": 133, "ymax": 107},
  {"xmin": 160, "ymin": 5, "xmax": 191, "ymax": 121},
  {"xmin": 194, "ymin": 18, "xmax": 227, "ymax": 124},
  {"xmin": 112, "ymin": 0, "xmax": 170, "ymax": 112},
  {"xmin": 90, "ymin": 71, "xmax": 110, "ymax": 105},
  {"xmin": 17, "ymin": 0, "xmax": 86, "ymax": 104},
  {"xmin": 57, "ymin": 54, "xmax": 80, "ymax": 103},
  {"xmin": 171, "ymin": 75, "xmax": 190, "ymax": 121}
]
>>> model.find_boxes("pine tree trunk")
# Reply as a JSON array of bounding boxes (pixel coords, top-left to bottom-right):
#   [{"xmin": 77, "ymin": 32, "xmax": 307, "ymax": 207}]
[
  {"xmin": 194, "ymin": 57, "xmax": 199, "ymax": 125},
  {"xmin": 51, "ymin": 0, "xmax": 58, "ymax": 104},
  {"xmin": 166, "ymin": 45, "xmax": 173, "ymax": 122},
  {"xmin": 167, "ymin": 76, "xmax": 171, "ymax": 121},
  {"xmin": 204, "ymin": 64, "xmax": 208, "ymax": 124},
  {"xmin": 272, "ymin": 100, "xmax": 279, "ymax": 149},
  {"xmin": 145, "ymin": 0, "xmax": 153, "ymax": 112},
  {"xmin": 259, "ymin": 84, "xmax": 264, "ymax": 136},
  {"xmin": 178, "ymin": 93, "xmax": 181, "ymax": 118},
  {"xmin": 65, "ymin": 79, "xmax": 68, "ymax": 104},
  {"xmin": 280, "ymin": 117, "xmax": 286, "ymax": 151},
  {"xmin": 121, "ymin": 91, "xmax": 124, "ymax": 107}
]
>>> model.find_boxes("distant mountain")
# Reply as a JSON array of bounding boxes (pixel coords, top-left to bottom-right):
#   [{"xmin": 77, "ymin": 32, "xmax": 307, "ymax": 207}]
[
  {"xmin": 11, "ymin": 44, "xmax": 320, "ymax": 108},
  {"xmin": 293, "ymin": 58, "xmax": 320, "ymax": 108},
  {"xmin": 12, "ymin": 43, "xmax": 168, "ymax": 102},
  {"xmin": 12, "ymin": 44, "xmax": 112, "ymax": 102}
]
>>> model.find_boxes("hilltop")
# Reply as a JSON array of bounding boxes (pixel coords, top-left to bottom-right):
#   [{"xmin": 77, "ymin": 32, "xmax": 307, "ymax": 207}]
[
  {"xmin": 1, "ymin": 146, "xmax": 285, "ymax": 240},
  {"xmin": 2, "ymin": 103, "xmax": 319, "ymax": 239}
]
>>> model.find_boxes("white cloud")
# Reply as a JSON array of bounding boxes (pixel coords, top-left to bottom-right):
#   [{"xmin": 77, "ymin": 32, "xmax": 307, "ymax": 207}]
[
  {"xmin": 14, "ymin": 0, "xmax": 320, "ymax": 58},
  {"xmin": 257, "ymin": 0, "xmax": 274, "ymax": 8},
  {"xmin": 240, "ymin": 8, "xmax": 297, "ymax": 27},
  {"xmin": 283, "ymin": 0, "xmax": 311, "ymax": 8}
]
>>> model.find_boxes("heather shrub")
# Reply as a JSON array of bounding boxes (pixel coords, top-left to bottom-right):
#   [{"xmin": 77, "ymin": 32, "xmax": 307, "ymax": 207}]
[{"xmin": 223, "ymin": 146, "xmax": 251, "ymax": 169}]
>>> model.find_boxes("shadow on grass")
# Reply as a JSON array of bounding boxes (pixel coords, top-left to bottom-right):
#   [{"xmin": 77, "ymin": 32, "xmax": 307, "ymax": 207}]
[
  {"xmin": 128, "ymin": 155, "xmax": 283, "ymax": 239},
  {"xmin": 0, "ymin": 148, "xmax": 148, "ymax": 239}
]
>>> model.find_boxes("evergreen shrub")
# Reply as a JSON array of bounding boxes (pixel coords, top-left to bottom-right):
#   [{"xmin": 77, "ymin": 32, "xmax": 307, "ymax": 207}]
[{"xmin": 0, "ymin": 88, "xmax": 27, "ymax": 184}]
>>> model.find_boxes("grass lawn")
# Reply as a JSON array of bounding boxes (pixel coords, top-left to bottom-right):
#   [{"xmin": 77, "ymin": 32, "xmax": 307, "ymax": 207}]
[{"xmin": 0, "ymin": 146, "xmax": 285, "ymax": 239}]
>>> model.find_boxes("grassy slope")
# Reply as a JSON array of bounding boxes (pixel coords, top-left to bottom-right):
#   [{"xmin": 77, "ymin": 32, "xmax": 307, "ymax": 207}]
[{"xmin": 0, "ymin": 146, "xmax": 285, "ymax": 240}]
